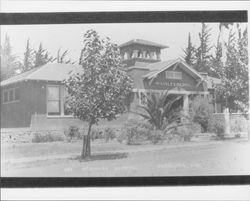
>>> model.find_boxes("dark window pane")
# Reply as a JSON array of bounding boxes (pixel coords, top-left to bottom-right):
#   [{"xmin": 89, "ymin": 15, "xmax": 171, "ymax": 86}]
[
  {"xmin": 9, "ymin": 89, "xmax": 14, "ymax": 102},
  {"xmin": 14, "ymin": 88, "xmax": 20, "ymax": 100},
  {"xmin": 4, "ymin": 91, "xmax": 8, "ymax": 102}
]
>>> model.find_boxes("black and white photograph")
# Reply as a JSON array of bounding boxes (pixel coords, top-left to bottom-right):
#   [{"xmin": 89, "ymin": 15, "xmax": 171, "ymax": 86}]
[{"xmin": 1, "ymin": 7, "xmax": 249, "ymax": 184}]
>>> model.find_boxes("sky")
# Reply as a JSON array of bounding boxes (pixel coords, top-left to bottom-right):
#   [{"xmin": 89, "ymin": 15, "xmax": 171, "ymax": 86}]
[{"xmin": 1, "ymin": 22, "xmax": 247, "ymax": 64}]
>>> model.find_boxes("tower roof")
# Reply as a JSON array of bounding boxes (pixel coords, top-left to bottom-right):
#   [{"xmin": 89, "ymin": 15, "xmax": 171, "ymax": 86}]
[{"xmin": 119, "ymin": 39, "xmax": 168, "ymax": 49}]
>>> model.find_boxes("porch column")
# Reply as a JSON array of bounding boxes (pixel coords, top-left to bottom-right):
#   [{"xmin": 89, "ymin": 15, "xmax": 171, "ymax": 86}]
[{"xmin": 183, "ymin": 94, "xmax": 189, "ymax": 116}]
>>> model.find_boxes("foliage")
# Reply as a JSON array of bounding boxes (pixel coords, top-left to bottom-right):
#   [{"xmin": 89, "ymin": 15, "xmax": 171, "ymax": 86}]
[
  {"xmin": 34, "ymin": 43, "xmax": 55, "ymax": 67},
  {"xmin": 165, "ymin": 125, "xmax": 193, "ymax": 142},
  {"xmin": 0, "ymin": 34, "xmax": 21, "ymax": 81},
  {"xmin": 104, "ymin": 127, "xmax": 116, "ymax": 142},
  {"xmin": 64, "ymin": 29, "xmax": 133, "ymax": 158},
  {"xmin": 57, "ymin": 48, "xmax": 75, "ymax": 64},
  {"xmin": 190, "ymin": 96, "xmax": 213, "ymax": 133},
  {"xmin": 183, "ymin": 32, "xmax": 196, "ymax": 66},
  {"xmin": 148, "ymin": 130, "xmax": 164, "ymax": 144},
  {"xmin": 32, "ymin": 131, "xmax": 64, "ymax": 143},
  {"xmin": 90, "ymin": 127, "xmax": 102, "ymax": 141},
  {"xmin": 118, "ymin": 119, "xmax": 152, "ymax": 145},
  {"xmin": 208, "ymin": 114, "xmax": 225, "ymax": 139},
  {"xmin": 212, "ymin": 122, "xmax": 225, "ymax": 140},
  {"xmin": 64, "ymin": 125, "xmax": 81, "ymax": 141},
  {"xmin": 22, "ymin": 39, "xmax": 35, "ymax": 72},
  {"xmin": 135, "ymin": 91, "xmax": 183, "ymax": 130},
  {"xmin": 194, "ymin": 23, "xmax": 212, "ymax": 73},
  {"xmin": 212, "ymin": 26, "xmax": 249, "ymax": 113}
]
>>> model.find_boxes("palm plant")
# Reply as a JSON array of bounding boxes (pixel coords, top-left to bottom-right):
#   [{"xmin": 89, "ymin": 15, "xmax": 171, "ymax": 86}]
[{"xmin": 134, "ymin": 91, "xmax": 185, "ymax": 130}]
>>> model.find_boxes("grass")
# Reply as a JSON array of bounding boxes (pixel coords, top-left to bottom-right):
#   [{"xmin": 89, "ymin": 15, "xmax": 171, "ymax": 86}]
[{"xmin": 1, "ymin": 140, "xmax": 250, "ymax": 177}]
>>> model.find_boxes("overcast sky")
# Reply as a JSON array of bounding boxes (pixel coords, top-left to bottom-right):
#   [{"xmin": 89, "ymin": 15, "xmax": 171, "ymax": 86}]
[{"xmin": 1, "ymin": 22, "xmax": 247, "ymax": 64}]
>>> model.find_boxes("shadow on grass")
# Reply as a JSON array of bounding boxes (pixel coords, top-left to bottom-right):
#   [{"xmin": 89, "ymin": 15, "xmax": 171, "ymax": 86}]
[{"xmin": 72, "ymin": 152, "xmax": 128, "ymax": 162}]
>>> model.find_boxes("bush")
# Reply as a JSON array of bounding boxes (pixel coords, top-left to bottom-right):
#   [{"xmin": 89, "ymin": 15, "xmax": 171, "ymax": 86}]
[
  {"xmin": 190, "ymin": 96, "xmax": 213, "ymax": 133},
  {"xmin": 90, "ymin": 128, "xmax": 102, "ymax": 141},
  {"xmin": 32, "ymin": 131, "xmax": 64, "ymax": 143},
  {"xmin": 104, "ymin": 127, "xmax": 116, "ymax": 142},
  {"xmin": 165, "ymin": 125, "xmax": 193, "ymax": 142},
  {"xmin": 118, "ymin": 119, "xmax": 152, "ymax": 145},
  {"xmin": 148, "ymin": 130, "xmax": 164, "ymax": 144},
  {"xmin": 64, "ymin": 126, "xmax": 82, "ymax": 141},
  {"xmin": 211, "ymin": 121, "xmax": 225, "ymax": 140}
]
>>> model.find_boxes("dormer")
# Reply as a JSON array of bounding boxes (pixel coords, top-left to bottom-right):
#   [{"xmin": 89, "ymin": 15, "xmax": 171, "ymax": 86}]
[{"xmin": 119, "ymin": 39, "xmax": 168, "ymax": 67}]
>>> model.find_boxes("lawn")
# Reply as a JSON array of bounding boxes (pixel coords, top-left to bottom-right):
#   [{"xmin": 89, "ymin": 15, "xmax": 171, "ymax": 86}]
[{"xmin": 1, "ymin": 139, "xmax": 250, "ymax": 177}]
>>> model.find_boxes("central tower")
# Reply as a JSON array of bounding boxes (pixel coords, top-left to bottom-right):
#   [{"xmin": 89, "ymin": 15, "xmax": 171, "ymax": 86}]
[{"xmin": 119, "ymin": 39, "xmax": 168, "ymax": 67}]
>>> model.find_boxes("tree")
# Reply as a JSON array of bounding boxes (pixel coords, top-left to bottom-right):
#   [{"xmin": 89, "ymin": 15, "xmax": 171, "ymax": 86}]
[
  {"xmin": 64, "ymin": 29, "xmax": 133, "ymax": 159},
  {"xmin": 194, "ymin": 23, "xmax": 212, "ymax": 73},
  {"xmin": 209, "ymin": 36, "xmax": 223, "ymax": 78},
  {"xmin": 218, "ymin": 23, "xmax": 234, "ymax": 65},
  {"xmin": 183, "ymin": 32, "xmax": 196, "ymax": 66},
  {"xmin": 0, "ymin": 34, "xmax": 20, "ymax": 81},
  {"xmin": 22, "ymin": 38, "xmax": 34, "ymax": 72},
  {"xmin": 56, "ymin": 48, "xmax": 75, "ymax": 64},
  {"xmin": 34, "ymin": 43, "xmax": 55, "ymax": 67},
  {"xmin": 213, "ymin": 27, "xmax": 249, "ymax": 113},
  {"xmin": 134, "ymin": 91, "xmax": 184, "ymax": 130}
]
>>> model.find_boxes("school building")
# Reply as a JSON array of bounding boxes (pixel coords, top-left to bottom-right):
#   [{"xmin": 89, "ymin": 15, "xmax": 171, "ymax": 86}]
[{"xmin": 0, "ymin": 39, "xmax": 221, "ymax": 128}]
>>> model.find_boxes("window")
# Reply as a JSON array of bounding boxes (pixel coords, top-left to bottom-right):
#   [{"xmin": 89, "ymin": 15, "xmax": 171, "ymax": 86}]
[
  {"xmin": 47, "ymin": 86, "xmax": 61, "ymax": 115},
  {"xmin": 3, "ymin": 91, "xmax": 8, "ymax": 103},
  {"xmin": 3, "ymin": 87, "xmax": 20, "ymax": 104},
  {"xmin": 9, "ymin": 90, "xmax": 14, "ymax": 102},
  {"xmin": 14, "ymin": 88, "xmax": 20, "ymax": 100},
  {"xmin": 165, "ymin": 71, "xmax": 182, "ymax": 80}
]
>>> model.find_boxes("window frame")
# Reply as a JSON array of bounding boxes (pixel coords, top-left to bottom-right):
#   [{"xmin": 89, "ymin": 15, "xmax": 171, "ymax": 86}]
[
  {"xmin": 46, "ymin": 85, "xmax": 61, "ymax": 116},
  {"xmin": 46, "ymin": 85, "xmax": 73, "ymax": 117}
]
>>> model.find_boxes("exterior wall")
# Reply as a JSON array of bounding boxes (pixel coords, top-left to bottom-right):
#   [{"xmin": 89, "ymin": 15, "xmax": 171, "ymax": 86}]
[{"xmin": 1, "ymin": 81, "xmax": 47, "ymax": 128}]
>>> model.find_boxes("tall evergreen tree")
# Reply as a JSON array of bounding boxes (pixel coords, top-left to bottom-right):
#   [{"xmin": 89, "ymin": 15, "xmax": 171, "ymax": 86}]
[
  {"xmin": 183, "ymin": 32, "xmax": 196, "ymax": 66},
  {"xmin": 0, "ymin": 34, "xmax": 20, "ymax": 80},
  {"xmin": 22, "ymin": 38, "xmax": 34, "ymax": 72},
  {"xmin": 34, "ymin": 43, "xmax": 55, "ymax": 67},
  {"xmin": 209, "ymin": 36, "xmax": 223, "ymax": 78},
  {"xmin": 194, "ymin": 23, "xmax": 212, "ymax": 73}
]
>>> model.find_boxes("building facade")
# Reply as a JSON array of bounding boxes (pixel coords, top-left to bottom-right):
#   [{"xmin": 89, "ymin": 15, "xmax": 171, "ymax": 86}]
[{"xmin": 1, "ymin": 39, "xmax": 221, "ymax": 128}]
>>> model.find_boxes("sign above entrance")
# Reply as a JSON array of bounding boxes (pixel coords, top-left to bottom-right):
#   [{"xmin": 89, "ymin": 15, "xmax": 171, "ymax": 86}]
[{"xmin": 154, "ymin": 81, "xmax": 191, "ymax": 87}]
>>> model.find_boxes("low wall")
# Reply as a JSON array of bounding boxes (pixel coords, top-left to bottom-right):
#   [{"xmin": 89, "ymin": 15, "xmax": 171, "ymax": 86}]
[{"xmin": 210, "ymin": 112, "xmax": 249, "ymax": 138}]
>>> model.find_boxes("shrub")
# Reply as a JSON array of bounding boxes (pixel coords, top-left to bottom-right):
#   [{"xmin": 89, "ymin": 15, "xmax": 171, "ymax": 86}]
[
  {"xmin": 165, "ymin": 125, "xmax": 193, "ymax": 142},
  {"xmin": 210, "ymin": 121, "xmax": 225, "ymax": 140},
  {"xmin": 104, "ymin": 127, "xmax": 116, "ymax": 142},
  {"xmin": 118, "ymin": 119, "xmax": 152, "ymax": 145},
  {"xmin": 190, "ymin": 96, "xmax": 213, "ymax": 133},
  {"xmin": 64, "ymin": 126, "xmax": 81, "ymax": 141},
  {"xmin": 148, "ymin": 130, "xmax": 164, "ymax": 144},
  {"xmin": 90, "ymin": 128, "xmax": 102, "ymax": 141},
  {"xmin": 32, "ymin": 131, "xmax": 64, "ymax": 143}
]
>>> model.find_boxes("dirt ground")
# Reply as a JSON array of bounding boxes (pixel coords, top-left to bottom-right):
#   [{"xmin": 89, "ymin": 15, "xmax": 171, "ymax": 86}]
[{"xmin": 1, "ymin": 139, "xmax": 250, "ymax": 177}]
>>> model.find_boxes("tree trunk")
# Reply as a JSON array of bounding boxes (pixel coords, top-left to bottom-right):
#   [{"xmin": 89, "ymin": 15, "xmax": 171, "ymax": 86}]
[{"xmin": 81, "ymin": 122, "xmax": 92, "ymax": 159}]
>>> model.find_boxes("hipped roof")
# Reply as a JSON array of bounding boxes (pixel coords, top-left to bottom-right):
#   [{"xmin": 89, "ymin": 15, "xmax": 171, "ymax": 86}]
[
  {"xmin": 1, "ymin": 63, "xmax": 82, "ymax": 86},
  {"xmin": 119, "ymin": 39, "xmax": 168, "ymax": 49}
]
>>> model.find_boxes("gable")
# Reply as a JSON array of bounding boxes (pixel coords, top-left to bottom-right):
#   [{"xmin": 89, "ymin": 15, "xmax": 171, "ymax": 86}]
[{"xmin": 143, "ymin": 63, "xmax": 206, "ymax": 92}]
